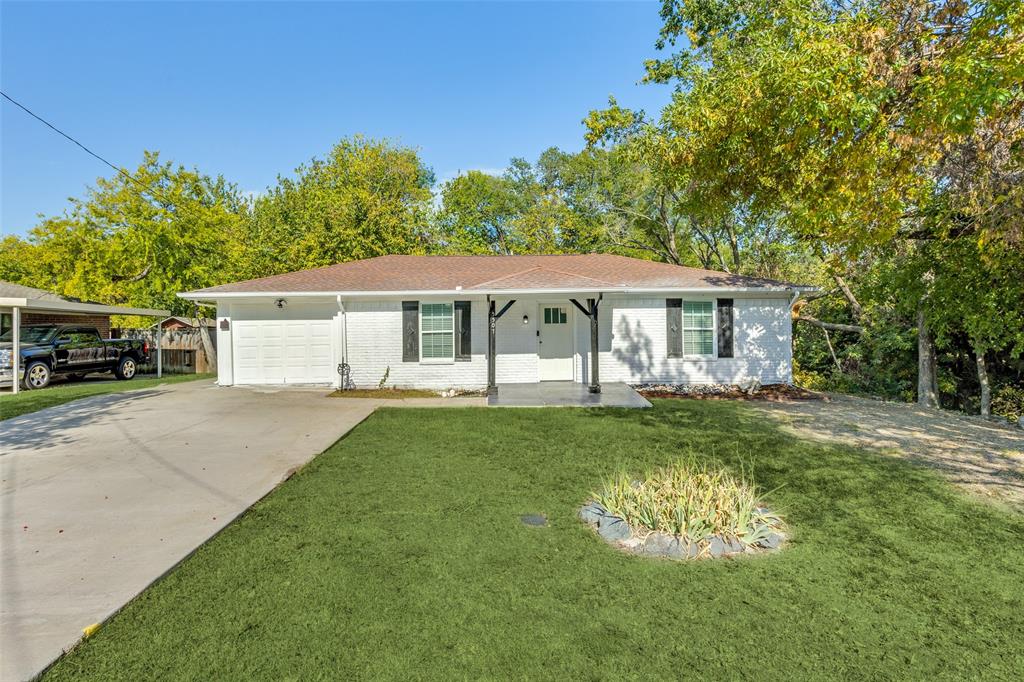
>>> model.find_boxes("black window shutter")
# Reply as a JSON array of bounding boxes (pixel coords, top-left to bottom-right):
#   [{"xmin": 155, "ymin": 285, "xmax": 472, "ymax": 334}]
[
  {"xmin": 455, "ymin": 301, "xmax": 471, "ymax": 361},
  {"xmin": 402, "ymin": 301, "xmax": 419, "ymax": 362},
  {"xmin": 666, "ymin": 299, "xmax": 682, "ymax": 358},
  {"xmin": 717, "ymin": 298, "xmax": 734, "ymax": 358}
]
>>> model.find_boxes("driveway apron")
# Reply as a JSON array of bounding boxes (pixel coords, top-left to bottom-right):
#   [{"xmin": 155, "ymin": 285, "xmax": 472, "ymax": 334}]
[{"xmin": 0, "ymin": 380, "xmax": 378, "ymax": 681}]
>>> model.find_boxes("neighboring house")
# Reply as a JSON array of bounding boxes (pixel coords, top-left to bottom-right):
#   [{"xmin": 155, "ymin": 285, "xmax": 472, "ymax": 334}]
[
  {"xmin": 0, "ymin": 281, "xmax": 167, "ymax": 339},
  {"xmin": 179, "ymin": 254, "xmax": 812, "ymax": 393},
  {"xmin": 110, "ymin": 316, "xmax": 217, "ymax": 338},
  {"xmin": 153, "ymin": 316, "xmax": 218, "ymax": 331}
]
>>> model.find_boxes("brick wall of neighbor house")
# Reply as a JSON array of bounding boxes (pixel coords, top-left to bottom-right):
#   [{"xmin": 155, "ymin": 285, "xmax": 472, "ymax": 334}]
[
  {"xmin": 22, "ymin": 313, "xmax": 112, "ymax": 339},
  {"xmin": 575, "ymin": 295, "xmax": 794, "ymax": 386}
]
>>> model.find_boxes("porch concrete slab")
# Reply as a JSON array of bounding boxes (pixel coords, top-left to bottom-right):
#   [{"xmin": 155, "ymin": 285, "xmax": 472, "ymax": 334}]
[
  {"xmin": 487, "ymin": 382, "xmax": 651, "ymax": 408},
  {"xmin": 0, "ymin": 380, "xmax": 382, "ymax": 681}
]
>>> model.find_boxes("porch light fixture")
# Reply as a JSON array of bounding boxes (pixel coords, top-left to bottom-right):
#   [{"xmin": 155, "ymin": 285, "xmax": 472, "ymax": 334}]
[{"xmin": 522, "ymin": 313, "xmax": 529, "ymax": 325}]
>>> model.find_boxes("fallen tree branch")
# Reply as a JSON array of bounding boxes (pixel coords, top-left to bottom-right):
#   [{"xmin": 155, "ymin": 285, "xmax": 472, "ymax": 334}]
[
  {"xmin": 795, "ymin": 315, "xmax": 866, "ymax": 334},
  {"xmin": 800, "ymin": 287, "xmax": 839, "ymax": 302},
  {"xmin": 821, "ymin": 326, "xmax": 842, "ymax": 372}
]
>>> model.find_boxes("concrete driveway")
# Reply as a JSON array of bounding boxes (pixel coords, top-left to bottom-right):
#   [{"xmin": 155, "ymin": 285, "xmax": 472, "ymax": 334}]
[{"xmin": 0, "ymin": 380, "xmax": 384, "ymax": 681}]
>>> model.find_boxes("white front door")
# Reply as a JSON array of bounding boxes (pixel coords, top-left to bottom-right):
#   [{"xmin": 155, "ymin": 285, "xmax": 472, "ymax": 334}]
[{"xmin": 538, "ymin": 305, "xmax": 574, "ymax": 381}]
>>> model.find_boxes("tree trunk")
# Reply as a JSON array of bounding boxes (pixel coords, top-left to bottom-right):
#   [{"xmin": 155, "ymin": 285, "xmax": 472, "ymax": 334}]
[
  {"xmin": 833, "ymin": 275, "xmax": 863, "ymax": 321},
  {"xmin": 728, "ymin": 222, "xmax": 741, "ymax": 273},
  {"xmin": 916, "ymin": 305, "xmax": 939, "ymax": 408},
  {"xmin": 974, "ymin": 346, "xmax": 991, "ymax": 417},
  {"xmin": 193, "ymin": 304, "xmax": 218, "ymax": 370}
]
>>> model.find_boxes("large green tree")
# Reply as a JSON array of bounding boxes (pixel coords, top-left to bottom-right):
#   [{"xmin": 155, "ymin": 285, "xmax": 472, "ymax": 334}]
[
  {"xmin": 433, "ymin": 146, "xmax": 814, "ymax": 281},
  {"xmin": 590, "ymin": 0, "xmax": 1023, "ymax": 410},
  {"xmin": 433, "ymin": 149, "xmax": 606, "ymax": 255},
  {"xmin": 434, "ymin": 171, "xmax": 526, "ymax": 254},
  {"xmin": 585, "ymin": 100, "xmax": 817, "ymax": 279},
  {"xmin": 240, "ymin": 137, "xmax": 434, "ymax": 277},
  {"xmin": 633, "ymin": 0, "xmax": 1023, "ymax": 251},
  {"xmin": 0, "ymin": 151, "xmax": 245, "ymax": 317},
  {"xmin": 917, "ymin": 237, "xmax": 1024, "ymax": 415}
]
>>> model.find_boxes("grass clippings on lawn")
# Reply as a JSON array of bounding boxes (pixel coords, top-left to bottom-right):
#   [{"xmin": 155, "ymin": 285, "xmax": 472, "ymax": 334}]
[
  {"xmin": 0, "ymin": 373, "xmax": 213, "ymax": 421},
  {"xmin": 43, "ymin": 400, "xmax": 1024, "ymax": 680}
]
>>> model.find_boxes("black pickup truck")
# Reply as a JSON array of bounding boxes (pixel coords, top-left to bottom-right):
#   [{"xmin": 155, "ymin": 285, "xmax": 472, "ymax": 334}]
[{"xmin": 0, "ymin": 324, "xmax": 150, "ymax": 390}]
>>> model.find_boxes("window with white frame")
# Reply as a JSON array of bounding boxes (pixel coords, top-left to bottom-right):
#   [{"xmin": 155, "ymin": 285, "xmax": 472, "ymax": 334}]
[
  {"xmin": 682, "ymin": 301, "xmax": 714, "ymax": 355},
  {"xmin": 420, "ymin": 302, "xmax": 454, "ymax": 361}
]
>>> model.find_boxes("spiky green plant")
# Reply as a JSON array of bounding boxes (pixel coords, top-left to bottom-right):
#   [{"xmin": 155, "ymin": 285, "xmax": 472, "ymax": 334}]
[{"xmin": 592, "ymin": 459, "xmax": 784, "ymax": 543}]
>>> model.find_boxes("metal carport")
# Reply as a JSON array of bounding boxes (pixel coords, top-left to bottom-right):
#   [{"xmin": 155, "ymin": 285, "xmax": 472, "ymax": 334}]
[{"xmin": 1, "ymin": 281, "xmax": 169, "ymax": 393}]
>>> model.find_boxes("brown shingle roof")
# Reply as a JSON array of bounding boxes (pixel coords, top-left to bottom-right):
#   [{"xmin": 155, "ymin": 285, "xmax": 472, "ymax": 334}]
[{"xmin": 184, "ymin": 254, "xmax": 803, "ymax": 296}]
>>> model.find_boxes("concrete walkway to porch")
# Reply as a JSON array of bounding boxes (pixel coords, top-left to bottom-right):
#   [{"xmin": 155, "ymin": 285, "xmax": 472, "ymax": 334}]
[{"xmin": 487, "ymin": 382, "xmax": 651, "ymax": 408}]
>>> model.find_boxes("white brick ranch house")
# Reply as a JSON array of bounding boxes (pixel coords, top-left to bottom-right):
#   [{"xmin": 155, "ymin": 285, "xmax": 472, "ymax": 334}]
[{"xmin": 179, "ymin": 254, "xmax": 809, "ymax": 394}]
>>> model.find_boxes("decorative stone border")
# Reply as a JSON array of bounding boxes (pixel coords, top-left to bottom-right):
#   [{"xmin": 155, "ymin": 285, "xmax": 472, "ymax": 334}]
[
  {"xmin": 632, "ymin": 382, "xmax": 761, "ymax": 397},
  {"xmin": 579, "ymin": 501, "xmax": 785, "ymax": 560}
]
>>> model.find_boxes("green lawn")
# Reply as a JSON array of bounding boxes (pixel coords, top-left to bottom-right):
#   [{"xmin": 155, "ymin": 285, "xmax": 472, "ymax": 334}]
[
  {"xmin": 44, "ymin": 401, "xmax": 1024, "ymax": 679},
  {"xmin": 0, "ymin": 373, "xmax": 213, "ymax": 421}
]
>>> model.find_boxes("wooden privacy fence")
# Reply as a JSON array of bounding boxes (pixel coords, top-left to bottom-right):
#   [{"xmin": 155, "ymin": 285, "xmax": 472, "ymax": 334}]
[
  {"xmin": 118, "ymin": 329, "xmax": 217, "ymax": 374},
  {"xmin": 141, "ymin": 348, "xmax": 198, "ymax": 374}
]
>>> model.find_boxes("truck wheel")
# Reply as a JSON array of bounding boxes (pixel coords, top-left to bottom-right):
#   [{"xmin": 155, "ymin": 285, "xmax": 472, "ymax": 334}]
[
  {"xmin": 115, "ymin": 356, "xmax": 138, "ymax": 381},
  {"xmin": 24, "ymin": 361, "xmax": 52, "ymax": 390}
]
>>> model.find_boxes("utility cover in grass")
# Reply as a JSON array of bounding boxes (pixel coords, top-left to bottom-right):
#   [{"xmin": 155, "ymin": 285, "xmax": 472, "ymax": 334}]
[
  {"xmin": 582, "ymin": 459, "xmax": 786, "ymax": 560},
  {"xmin": 520, "ymin": 514, "xmax": 548, "ymax": 527}
]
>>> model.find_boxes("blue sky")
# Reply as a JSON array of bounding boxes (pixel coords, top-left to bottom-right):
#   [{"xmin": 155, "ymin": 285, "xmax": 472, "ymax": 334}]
[{"xmin": 1, "ymin": 1, "xmax": 672, "ymax": 236}]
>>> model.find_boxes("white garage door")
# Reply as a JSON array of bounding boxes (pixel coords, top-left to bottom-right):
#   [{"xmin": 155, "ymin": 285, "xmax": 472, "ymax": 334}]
[{"xmin": 233, "ymin": 320, "xmax": 334, "ymax": 384}]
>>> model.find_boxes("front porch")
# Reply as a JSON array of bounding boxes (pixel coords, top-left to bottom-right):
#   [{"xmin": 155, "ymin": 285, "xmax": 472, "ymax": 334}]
[
  {"xmin": 487, "ymin": 381, "xmax": 651, "ymax": 408},
  {"xmin": 486, "ymin": 293, "xmax": 603, "ymax": 395}
]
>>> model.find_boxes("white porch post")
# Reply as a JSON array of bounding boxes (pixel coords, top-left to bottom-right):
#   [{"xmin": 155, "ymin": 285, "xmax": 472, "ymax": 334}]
[
  {"xmin": 11, "ymin": 306, "xmax": 20, "ymax": 394},
  {"xmin": 156, "ymin": 322, "xmax": 162, "ymax": 379}
]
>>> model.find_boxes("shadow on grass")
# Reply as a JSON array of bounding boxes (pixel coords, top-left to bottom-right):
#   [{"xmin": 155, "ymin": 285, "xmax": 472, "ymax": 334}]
[
  {"xmin": 745, "ymin": 396, "xmax": 1024, "ymax": 509},
  {"xmin": 41, "ymin": 400, "xmax": 1024, "ymax": 681},
  {"xmin": 582, "ymin": 401, "xmax": 989, "ymax": 546},
  {"xmin": 0, "ymin": 390, "xmax": 162, "ymax": 453}
]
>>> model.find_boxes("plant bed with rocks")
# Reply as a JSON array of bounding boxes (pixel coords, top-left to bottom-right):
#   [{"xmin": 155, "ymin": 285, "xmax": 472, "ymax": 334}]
[
  {"xmin": 633, "ymin": 381, "xmax": 825, "ymax": 402},
  {"xmin": 580, "ymin": 460, "xmax": 786, "ymax": 560}
]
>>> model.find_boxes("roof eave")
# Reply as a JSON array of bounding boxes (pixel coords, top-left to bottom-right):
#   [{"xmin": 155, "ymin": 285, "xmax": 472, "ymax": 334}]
[
  {"xmin": 179, "ymin": 285, "xmax": 804, "ymax": 300},
  {"xmin": 0, "ymin": 297, "xmax": 169, "ymax": 317}
]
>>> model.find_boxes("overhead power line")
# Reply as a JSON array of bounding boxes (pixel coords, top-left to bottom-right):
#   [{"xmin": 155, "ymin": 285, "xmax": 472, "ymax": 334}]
[
  {"xmin": 0, "ymin": 89, "xmax": 186, "ymax": 285},
  {"xmin": 0, "ymin": 89, "xmax": 149, "ymax": 192}
]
